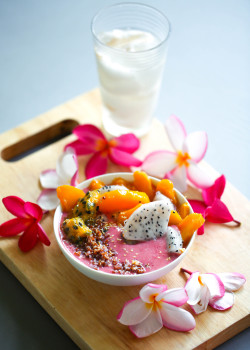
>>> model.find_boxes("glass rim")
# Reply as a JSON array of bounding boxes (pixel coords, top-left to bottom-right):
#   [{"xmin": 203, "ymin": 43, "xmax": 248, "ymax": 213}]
[{"xmin": 91, "ymin": 2, "xmax": 171, "ymax": 54}]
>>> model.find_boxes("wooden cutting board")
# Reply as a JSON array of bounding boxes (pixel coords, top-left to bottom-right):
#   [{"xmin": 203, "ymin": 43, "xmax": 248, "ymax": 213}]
[{"xmin": 0, "ymin": 89, "xmax": 249, "ymax": 350}]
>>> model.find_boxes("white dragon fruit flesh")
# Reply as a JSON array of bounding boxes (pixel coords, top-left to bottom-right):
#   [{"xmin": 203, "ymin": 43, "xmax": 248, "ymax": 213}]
[
  {"xmin": 123, "ymin": 200, "xmax": 172, "ymax": 241},
  {"xmin": 97, "ymin": 185, "xmax": 126, "ymax": 195},
  {"xmin": 153, "ymin": 191, "xmax": 175, "ymax": 211},
  {"xmin": 166, "ymin": 226, "xmax": 183, "ymax": 253}
]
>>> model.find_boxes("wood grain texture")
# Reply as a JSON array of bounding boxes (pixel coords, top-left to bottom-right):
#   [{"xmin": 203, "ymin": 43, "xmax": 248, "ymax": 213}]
[{"xmin": 0, "ymin": 89, "xmax": 249, "ymax": 350}]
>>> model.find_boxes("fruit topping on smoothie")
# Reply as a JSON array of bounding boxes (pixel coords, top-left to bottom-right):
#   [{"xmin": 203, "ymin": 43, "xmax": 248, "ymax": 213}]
[
  {"xmin": 123, "ymin": 200, "xmax": 172, "ymax": 241},
  {"xmin": 57, "ymin": 172, "xmax": 204, "ymax": 275}
]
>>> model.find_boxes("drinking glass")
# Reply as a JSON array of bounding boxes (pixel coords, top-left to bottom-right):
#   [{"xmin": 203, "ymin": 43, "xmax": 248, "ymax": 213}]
[{"xmin": 91, "ymin": 3, "xmax": 171, "ymax": 137}]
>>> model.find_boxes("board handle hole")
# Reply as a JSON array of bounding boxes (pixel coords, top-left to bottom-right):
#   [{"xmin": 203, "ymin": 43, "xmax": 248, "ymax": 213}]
[{"xmin": 1, "ymin": 119, "xmax": 79, "ymax": 162}]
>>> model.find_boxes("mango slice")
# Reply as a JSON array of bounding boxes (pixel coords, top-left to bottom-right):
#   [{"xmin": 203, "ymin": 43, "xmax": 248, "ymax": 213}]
[
  {"xmin": 178, "ymin": 213, "xmax": 205, "ymax": 244},
  {"xmin": 57, "ymin": 185, "xmax": 85, "ymax": 212},
  {"xmin": 133, "ymin": 171, "xmax": 155, "ymax": 200},
  {"xmin": 179, "ymin": 202, "xmax": 190, "ymax": 219},
  {"xmin": 98, "ymin": 189, "xmax": 150, "ymax": 213},
  {"xmin": 89, "ymin": 179, "xmax": 105, "ymax": 191},
  {"xmin": 169, "ymin": 210, "xmax": 182, "ymax": 225},
  {"xmin": 117, "ymin": 204, "xmax": 142, "ymax": 225},
  {"xmin": 156, "ymin": 179, "xmax": 177, "ymax": 205}
]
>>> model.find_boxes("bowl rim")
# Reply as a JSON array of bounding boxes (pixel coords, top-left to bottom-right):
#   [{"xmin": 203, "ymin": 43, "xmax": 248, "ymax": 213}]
[{"xmin": 53, "ymin": 172, "xmax": 195, "ymax": 281}]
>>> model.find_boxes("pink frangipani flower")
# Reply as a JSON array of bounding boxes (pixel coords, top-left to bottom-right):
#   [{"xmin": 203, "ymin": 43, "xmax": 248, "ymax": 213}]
[
  {"xmin": 189, "ymin": 175, "xmax": 241, "ymax": 235},
  {"xmin": 0, "ymin": 196, "xmax": 50, "ymax": 252},
  {"xmin": 37, "ymin": 148, "xmax": 79, "ymax": 211},
  {"xmin": 64, "ymin": 124, "xmax": 142, "ymax": 179},
  {"xmin": 117, "ymin": 283, "xmax": 195, "ymax": 338},
  {"xmin": 141, "ymin": 115, "xmax": 213, "ymax": 193},
  {"xmin": 181, "ymin": 268, "xmax": 246, "ymax": 314}
]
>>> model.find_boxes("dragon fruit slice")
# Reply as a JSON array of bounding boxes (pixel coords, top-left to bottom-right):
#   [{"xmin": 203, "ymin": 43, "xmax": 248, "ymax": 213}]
[
  {"xmin": 97, "ymin": 185, "xmax": 126, "ymax": 195},
  {"xmin": 153, "ymin": 191, "xmax": 175, "ymax": 211},
  {"xmin": 123, "ymin": 200, "xmax": 172, "ymax": 241},
  {"xmin": 166, "ymin": 226, "xmax": 183, "ymax": 253}
]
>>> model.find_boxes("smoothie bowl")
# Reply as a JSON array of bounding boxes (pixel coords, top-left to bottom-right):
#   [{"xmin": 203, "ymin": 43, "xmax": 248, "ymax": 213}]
[{"xmin": 53, "ymin": 172, "xmax": 203, "ymax": 286}]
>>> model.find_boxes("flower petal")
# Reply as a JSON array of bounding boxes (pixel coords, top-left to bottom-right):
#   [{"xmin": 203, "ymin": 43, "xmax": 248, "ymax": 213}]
[
  {"xmin": 209, "ymin": 291, "xmax": 234, "ymax": 311},
  {"xmin": 168, "ymin": 165, "xmax": 187, "ymax": 193},
  {"xmin": 56, "ymin": 149, "xmax": 79, "ymax": 184},
  {"xmin": 188, "ymin": 200, "xmax": 207, "ymax": 215},
  {"xmin": 186, "ymin": 162, "xmax": 214, "ymax": 189},
  {"xmin": 188, "ymin": 200, "xmax": 206, "ymax": 235},
  {"xmin": 37, "ymin": 189, "xmax": 60, "ymax": 211},
  {"xmin": 109, "ymin": 148, "xmax": 142, "ymax": 167},
  {"xmin": 185, "ymin": 272, "xmax": 202, "ymax": 305},
  {"xmin": 129, "ymin": 307, "xmax": 162, "ymax": 338},
  {"xmin": 112, "ymin": 134, "xmax": 140, "ymax": 153},
  {"xmin": 40, "ymin": 169, "xmax": 60, "ymax": 189},
  {"xmin": 217, "ymin": 272, "xmax": 246, "ymax": 292},
  {"xmin": 202, "ymin": 175, "xmax": 226, "ymax": 206},
  {"xmin": 140, "ymin": 284, "xmax": 168, "ymax": 303},
  {"xmin": 2, "ymin": 196, "xmax": 28, "ymax": 218},
  {"xmin": 141, "ymin": 151, "xmax": 177, "ymax": 179},
  {"xmin": 205, "ymin": 199, "xmax": 236, "ymax": 223},
  {"xmin": 160, "ymin": 303, "xmax": 196, "ymax": 332},
  {"xmin": 201, "ymin": 273, "xmax": 225, "ymax": 299},
  {"xmin": 156, "ymin": 288, "xmax": 188, "ymax": 307},
  {"xmin": 37, "ymin": 224, "xmax": 50, "ymax": 246},
  {"xmin": 183, "ymin": 131, "xmax": 208, "ymax": 163},
  {"xmin": 190, "ymin": 284, "xmax": 210, "ymax": 314},
  {"xmin": 165, "ymin": 115, "xmax": 187, "ymax": 152},
  {"xmin": 0, "ymin": 218, "xmax": 30, "ymax": 237},
  {"xmin": 85, "ymin": 152, "xmax": 108, "ymax": 179},
  {"xmin": 70, "ymin": 169, "xmax": 79, "ymax": 187},
  {"xmin": 24, "ymin": 202, "xmax": 43, "ymax": 221},
  {"xmin": 73, "ymin": 124, "xmax": 106, "ymax": 143},
  {"xmin": 65, "ymin": 140, "xmax": 97, "ymax": 155},
  {"xmin": 18, "ymin": 223, "xmax": 38, "ymax": 252},
  {"xmin": 117, "ymin": 297, "xmax": 152, "ymax": 326}
]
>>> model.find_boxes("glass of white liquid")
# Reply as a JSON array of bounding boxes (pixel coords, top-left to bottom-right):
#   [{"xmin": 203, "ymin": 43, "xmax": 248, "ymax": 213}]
[{"xmin": 91, "ymin": 3, "xmax": 171, "ymax": 137}]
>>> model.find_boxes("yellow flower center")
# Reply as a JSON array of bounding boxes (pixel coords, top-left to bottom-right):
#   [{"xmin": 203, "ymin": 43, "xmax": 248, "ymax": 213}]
[
  {"xmin": 145, "ymin": 293, "xmax": 163, "ymax": 311},
  {"xmin": 95, "ymin": 139, "xmax": 117, "ymax": 155},
  {"xmin": 176, "ymin": 151, "xmax": 191, "ymax": 167},
  {"xmin": 108, "ymin": 139, "xmax": 118, "ymax": 148},
  {"xmin": 198, "ymin": 275, "xmax": 204, "ymax": 286},
  {"xmin": 95, "ymin": 139, "xmax": 107, "ymax": 151}
]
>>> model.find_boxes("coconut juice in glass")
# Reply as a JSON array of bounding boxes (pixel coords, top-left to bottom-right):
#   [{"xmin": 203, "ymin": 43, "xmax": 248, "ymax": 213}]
[{"xmin": 91, "ymin": 3, "xmax": 171, "ymax": 137}]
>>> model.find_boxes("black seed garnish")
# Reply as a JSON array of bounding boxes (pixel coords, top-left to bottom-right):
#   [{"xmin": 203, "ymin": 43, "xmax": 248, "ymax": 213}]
[{"xmin": 73, "ymin": 225, "xmax": 78, "ymax": 230}]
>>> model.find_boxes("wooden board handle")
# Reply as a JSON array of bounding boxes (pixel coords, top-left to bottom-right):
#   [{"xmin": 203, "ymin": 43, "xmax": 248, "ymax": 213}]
[{"xmin": 1, "ymin": 119, "xmax": 79, "ymax": 162}]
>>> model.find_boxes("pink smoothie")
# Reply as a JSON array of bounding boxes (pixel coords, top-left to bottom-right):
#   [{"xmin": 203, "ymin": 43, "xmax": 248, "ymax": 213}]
[{"xmin": 60, "ymin": 214, "xmax": 175, "ymax": 275}]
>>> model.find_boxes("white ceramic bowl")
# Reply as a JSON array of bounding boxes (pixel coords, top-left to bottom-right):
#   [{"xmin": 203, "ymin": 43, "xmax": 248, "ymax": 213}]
[{"xmin": 54, "ymin": 172, "xmax": 195, "ymax": 286}]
